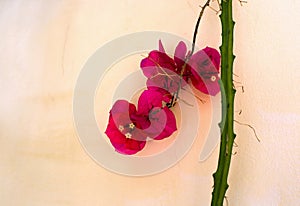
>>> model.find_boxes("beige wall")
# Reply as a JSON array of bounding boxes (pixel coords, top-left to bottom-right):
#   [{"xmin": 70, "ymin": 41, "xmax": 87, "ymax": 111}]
[{"xmin": 0, "ymin": 0, "xmax": 299, "ymax": 205}]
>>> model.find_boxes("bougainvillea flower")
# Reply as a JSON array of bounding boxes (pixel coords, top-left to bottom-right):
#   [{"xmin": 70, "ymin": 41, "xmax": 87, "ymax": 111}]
[
  {"xmin": 105, "ymin": 100, "xmax": 148, "ymax": 155},
  {"xmin": 137, "ymin": 89, "xmax": 177, "ymax": 140},
  {"xmin": 162, "ymin": 40, "xmax": 221, "ymax": 96},
  {"xmin": 105, "ymin": 89, "xmax": 177, "ymax": 154},
  {"xmin": 141, "ymin": 40, "xmax": 221, "ymax": 96},
  {"xmin": 140, "ymin": 40, "xmax": 190, "ymax": 93}
]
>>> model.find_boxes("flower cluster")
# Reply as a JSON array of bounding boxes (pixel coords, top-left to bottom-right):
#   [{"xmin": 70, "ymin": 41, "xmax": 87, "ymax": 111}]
[{"xmin": 105, "ymin": 40, "xmax": 221, "ymax": 155}]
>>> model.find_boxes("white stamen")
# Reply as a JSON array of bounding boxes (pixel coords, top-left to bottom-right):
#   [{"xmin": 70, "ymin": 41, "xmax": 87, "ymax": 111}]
[
  {"xmin": 125, "ymin": 133, "xmax": 132, "ymax": 139},
  {"xmin": 118, "ymin": 125, "xmax": 124, "ymax": 131},
  {"xmin": 211, "ymin": 75, "xmax": 216, "ymax": 82},
  {"xmin": 129, "ymin": 123, "xmax": 135, "ymax": 129}
]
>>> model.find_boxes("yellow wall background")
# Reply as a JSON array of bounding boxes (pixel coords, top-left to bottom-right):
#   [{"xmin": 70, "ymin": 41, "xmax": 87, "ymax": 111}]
[{"xmin": 0, "ymin": 0, "xmax": 299, "ymax": 205}]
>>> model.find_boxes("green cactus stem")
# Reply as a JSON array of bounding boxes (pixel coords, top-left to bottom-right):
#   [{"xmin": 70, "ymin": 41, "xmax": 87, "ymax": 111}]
[{"xmin": 211, "ymin": 0, "xmax": 236, "ymax": 205}]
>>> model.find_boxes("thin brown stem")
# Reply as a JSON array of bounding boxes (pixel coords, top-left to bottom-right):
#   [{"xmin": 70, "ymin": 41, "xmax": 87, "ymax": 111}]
[
  {"xmin": 234, "ymin": 120, "xmax": 261, "ymax": 142},
  {"xmin": 191, "ymin": 0, "xmax": 212, "ymax": 55},
  {"xmin": 172, "ymin": 0, "xmax": 212, "ymax": 107},
  {"xmin": 238, "ymin": 0, "xmax": 247, "ymax": 6}
]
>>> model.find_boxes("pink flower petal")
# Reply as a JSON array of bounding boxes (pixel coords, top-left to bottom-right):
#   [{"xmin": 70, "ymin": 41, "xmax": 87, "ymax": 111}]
[
  {"xmin": 158, "ymin": 39, "xmax": 166, "ymax": 53},
  {"xmin": 105, "ymin": 100, "xmax": 148, "ymax": 155},
  {"xmin": 137, "ymin": 88, "xmax": 172, "ymax": 115},
  {"xmin": 148, "ymin": 107, "xmax": 177, "ymax": 140},
  {"xmin": 188, "ymin": 47, "xmax": 221, "ymax": 95},
  {"xmin": 140, "ymin": 51, "xmax": 176, "ymax": 77},
  {"xmin": 140, "ymin": 50, "xmax": 181, "ymax": 93},
  {"xmin": 137, "ymin": 89, "xmax": 177, "ymax": 140},
  {"xmin": 174, "ymin": 41, "xmax": 187, "ymax": 71},
  {"xmin": 145, "ymin": 69, "xmax": 182, "ymax": 93},
  {"xmin": 190, "ymin": 72, "xmax": 220, "ymax": 96},
  {"xmin": 105, "ymin": 117, "xmax": 146, "ymax": 155},
  {"xmin": 203, "ymin": 47, "xmax": 221, "ymax": 70}
]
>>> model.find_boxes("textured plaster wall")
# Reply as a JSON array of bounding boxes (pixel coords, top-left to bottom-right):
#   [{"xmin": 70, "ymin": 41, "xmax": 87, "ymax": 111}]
[{"xmin": 0, "ymin": 0, "xmax": 299, "ymax": 205}]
